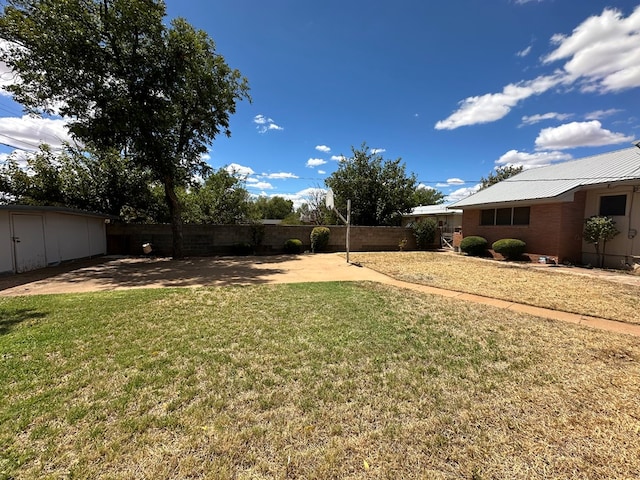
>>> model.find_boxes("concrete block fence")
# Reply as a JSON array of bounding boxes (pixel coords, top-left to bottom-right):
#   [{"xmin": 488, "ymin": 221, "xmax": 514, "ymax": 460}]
[{"xmin": 106, "ymin": 223, "xmax": 437, "ymax": 257}]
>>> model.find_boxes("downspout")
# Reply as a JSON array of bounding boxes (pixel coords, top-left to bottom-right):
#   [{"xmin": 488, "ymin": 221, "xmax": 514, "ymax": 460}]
[{"xmin": 627, "ymin": 186, "xmax": 639, "ymax": 264}]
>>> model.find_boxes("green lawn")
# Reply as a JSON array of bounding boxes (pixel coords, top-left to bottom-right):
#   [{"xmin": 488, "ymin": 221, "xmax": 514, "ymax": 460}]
[{"xmin": 1, "ymin": 283, "xmax": 639, "ymax": 479}]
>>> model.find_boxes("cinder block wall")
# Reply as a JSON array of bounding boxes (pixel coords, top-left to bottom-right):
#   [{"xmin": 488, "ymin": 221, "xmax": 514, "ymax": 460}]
[{"xmin": 106, "ymin": 224, "xmax": 430, "ymax": 256}]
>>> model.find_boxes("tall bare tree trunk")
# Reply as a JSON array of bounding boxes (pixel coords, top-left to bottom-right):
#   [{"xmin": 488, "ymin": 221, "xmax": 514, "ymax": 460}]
[{"xmin": 164, "ymin": 176, "xmax": 184, "ymax": 260}]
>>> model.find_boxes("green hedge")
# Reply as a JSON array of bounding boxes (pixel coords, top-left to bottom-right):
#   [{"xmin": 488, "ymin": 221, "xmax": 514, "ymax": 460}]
[
  {"xmin": 231, "ymin": 242, "xmax": 253, "ymax": 256},
  {"xmin": 492, "ymin": 238, "xmax": 526, "ymax": 260},
  {"xmin": 310, "ymin": 227, "xmax": 330, "ymax": 253},
  {"xmin": 283, "ymin": 238, "xmax": 303, "ymax": 254},
  {"xmin": 459, "ymin": 236, "xmax": 488, "ymax": 256}
]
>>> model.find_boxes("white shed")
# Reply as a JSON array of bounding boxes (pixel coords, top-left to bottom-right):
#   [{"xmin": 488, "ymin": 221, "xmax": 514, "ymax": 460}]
[{"xmin": 1, "ymin": 206, "xmax": 110, "ymax": 274}]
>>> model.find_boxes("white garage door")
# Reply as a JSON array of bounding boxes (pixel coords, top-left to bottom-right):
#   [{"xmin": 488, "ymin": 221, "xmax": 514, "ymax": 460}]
[{"xmin": 12, "ymin": 214, "xmax": 47, "ymax": 273}]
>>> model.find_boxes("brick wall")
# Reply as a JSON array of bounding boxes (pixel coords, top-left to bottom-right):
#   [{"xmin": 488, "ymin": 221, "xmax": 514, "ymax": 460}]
[
  {"xmin": 106, "ymin": 223, "xmax": 431, "ymax": 256},
  {"xmin": 460, "ymin": 193, "xmax": 586, "ymax": 264}
]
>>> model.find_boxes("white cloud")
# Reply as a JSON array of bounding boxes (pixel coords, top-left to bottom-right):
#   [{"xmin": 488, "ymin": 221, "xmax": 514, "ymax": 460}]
[
  {"xmin": 446, "ymin": 185, "xmax": 481, "ymax": 202},
  {"xmin": 417, "ymin": 183, "xmax": 435, "ymax": 190},
  {"xmin": 535, "ymin": 120, "xmax": 634, "ymax": 150},
  {"xmin": 225, "ymin": 163, "xmax": 255, "ymax": 176},
  {"xmin": 0, "ymin": 40, "xmax": 22, "ymax": 96},
  {"xmin": 436, "ymin": 7, "xmax": 640, "ymax": 130},
  {"xmin": 306, "ymin": 158, "xmax": 327, "ymax": 168},
  {"xmin": 262, "ymin": 172, "xmax": 299, "ymax": 180},
  {"xmin": 317, "ymin": 170, "xmax": 326, "ymax": 175},
  {"xmin": 520, "ymin": 112, "xmax": 573, "ymax": 126},
  {"xmin": 446, "ymin": 178, "xmax": 465, "ymax": 185},
  {"xmin": 370, "ymin": 148, "xmax": 386, "ymax": 154},
  {"xmin": 0, "ymin": 115, "xmax": 73, "ymax": 151},
  {"xmin": 247, "ymin": 181, "xmax": 274, "ymax": 190},
  {"xmin": 331, "ymin": 155, "xmax": 346, "ymax": 162},
  {"xmin": 516, "ymin": 45, "xmax": 532, "ymax": 57},
  {"xmin": 253, "ymin": 114, "xmax": 284, "ymax": 134},
  {"xmin": 543, "ymin": 7, "xmax": 640, "ymax": 93},
  {"xmin": 495, "ymin": 149, "xmax": 573, "ymax": 168},
  {"xmin": 0, "ymin": 62, "xmax": 16, "ymax": 95},
  {"xmin": 435, "ymin": 74, "xmax": 564, "ymax": 130},
  {"xmin": 515, "ymin": 0, "xmax": 544, "ymax": 4},
  {"xmin": 585, "ymin": 108, "xmax": 622, "ymax": 120},
  {"xmin": 315, "ymin": 145, "xmax": 331, "ymax": 153}
]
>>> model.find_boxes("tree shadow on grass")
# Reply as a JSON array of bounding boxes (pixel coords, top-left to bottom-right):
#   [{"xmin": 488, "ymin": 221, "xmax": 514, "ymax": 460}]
[{"xmin": 0, "ymin": 308, "xmax": 47, "ymax": 335}]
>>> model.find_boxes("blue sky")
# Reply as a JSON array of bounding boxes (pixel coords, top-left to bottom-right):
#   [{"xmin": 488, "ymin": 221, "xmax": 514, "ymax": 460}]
[{"xmin": 1, "ymin": 0, "xmax": 640, "ymax": 207}]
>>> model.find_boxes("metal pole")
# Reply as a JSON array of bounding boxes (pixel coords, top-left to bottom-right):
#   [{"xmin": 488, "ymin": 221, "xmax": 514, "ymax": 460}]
[{"xmin": 346, "ymin": 199, "xmax": 351, "ymax": 264}]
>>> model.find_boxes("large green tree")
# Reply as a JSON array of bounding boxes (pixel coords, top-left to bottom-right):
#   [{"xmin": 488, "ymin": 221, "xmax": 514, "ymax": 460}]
[
  {"xmin": 181, "ymin": 169, "xmax": 253, "ymax": 224},
  {"xmin": 251, "ymin": 196, "xmax": 294, "ymax": 220},
  {"xmin": 413, "ymin": 186, "xmax": 445, "ymax": 206},
  {"xmin": 325, "ymin": 144, "xmax": 419, "ymax": 226},
  {"xmin": 0, "ymin": 145, "xmax": 156, "ymax": 218},
  {"xmin": 0, "ymin": 0, "xmax": 250, "ymax": 258}
]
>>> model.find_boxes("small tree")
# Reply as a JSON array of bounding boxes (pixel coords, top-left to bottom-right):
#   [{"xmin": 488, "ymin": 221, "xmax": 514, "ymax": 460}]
[
  {"xmin": 479, "ymin": 165, "xmax": 523, "ymax": 190},
  {"xmin": 583, "ymin": 216, "xmax": 619, "ymax": 268},
  {"xmin": 413, "ymin": 218, "xmax": 438, "ymax": 250},
  {"xmin": 310, "ymin": 227, "xmax": 330, "ymax": 253}
]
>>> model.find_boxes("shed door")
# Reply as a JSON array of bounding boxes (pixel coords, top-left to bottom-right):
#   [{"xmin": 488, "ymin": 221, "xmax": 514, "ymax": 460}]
[{"xmin": 12, "ymin": 214, "xmax": 47, "ymax": 273}]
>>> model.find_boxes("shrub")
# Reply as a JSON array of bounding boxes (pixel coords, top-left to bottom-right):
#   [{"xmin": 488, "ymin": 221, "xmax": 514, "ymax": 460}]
[
  {"xmin": 412, "ymin": 218, "xmax": 438, "ymax": 250},
  {"xmin": 492, "ymin": 238, "xmax": 526, "ymax": 260},
  {"xmin": 231, "ymin": 242, "xmax": 253, "ymax": 256},
  {"xmin": 283, "ymin": 238, "xmax": 303, "ymax": 254},
  {"xmin": 583, "ymin": 216, "xmax": 620, "ymax": 268},
  {"xmin": 459, "ymin": 236, "xmax": 488, "ymax": 256},
  {"xmin": 310, "ymin": 227, "xmax": 330, "ymax": 253}
]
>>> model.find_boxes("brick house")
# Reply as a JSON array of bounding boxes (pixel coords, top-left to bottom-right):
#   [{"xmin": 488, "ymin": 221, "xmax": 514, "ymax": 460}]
[{"xmin": 450, "ymin": 147, "xmax": 640, "ymax": 268}]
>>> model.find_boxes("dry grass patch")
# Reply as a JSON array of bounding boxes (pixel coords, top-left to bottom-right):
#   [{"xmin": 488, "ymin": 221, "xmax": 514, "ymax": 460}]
[
  {"xmin": 349, "ymin": 251, "xmax": 640, "ymax": 324},
  {"xmin": 1, "ymin": 284, "xmax": 640, "ymax": 479}
]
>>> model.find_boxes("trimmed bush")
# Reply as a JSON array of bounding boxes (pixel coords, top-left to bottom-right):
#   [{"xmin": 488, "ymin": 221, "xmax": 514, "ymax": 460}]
[
  {"xmin": 459, "ymin": 236, "xmax": 488, "ymax": 257},
  {"xmin": 492, "ymin": 238, "xmax": 526, "ymax": 260},
  {"xmin": 412, "ymin": 218, "xmax": 438, "ymax": 250},
  {"xmin": 283, "ymin": 238, "xmax": 303, "ymax": 254},
  {"xmin": 231, "ymin": 242, "xmax": 253, "ymax": 256},
  {"xmin": 310, "ymin": 227, "xmax": 330, "ymax": 253}
]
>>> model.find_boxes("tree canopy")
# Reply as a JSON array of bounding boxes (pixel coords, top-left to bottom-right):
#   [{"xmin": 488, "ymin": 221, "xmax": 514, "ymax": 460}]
[
  {"xmin": 0, "ymin": 0, "xmax": 250, "ymax": 258},
  {"xmin": 413, "ymin": 186, "xmax": 445, "ymax": 206},
  {"xmin": 0, "ymin": 145, "xmax": 156, "ymax": 219},
  {"xmin": 251, "ymin": 196, "xmax": 294, "ymax": 220},
  {"xmin": 479, "ymin": 165, "xmax": 523, "ymax": 190},
  {"xmin": 325, "ymin": 144, "xmax": 431, "ymax": 226}
]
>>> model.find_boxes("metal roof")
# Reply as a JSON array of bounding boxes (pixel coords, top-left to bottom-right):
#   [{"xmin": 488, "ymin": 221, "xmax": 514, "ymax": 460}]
[
  {"xmin": 0, "ymin": 205, "xmax": 115, "ymax": 218},
  {"xmin": 404, "ymin": 204, "xmax": 463, "ymax": 216},
  {"xmin": 451, "ymin": 147, "xmax": 640, "ymax": 208}
]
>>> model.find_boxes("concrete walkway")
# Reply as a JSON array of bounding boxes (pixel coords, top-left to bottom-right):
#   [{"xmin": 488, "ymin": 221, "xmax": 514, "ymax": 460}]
[{"xmin": 1, "ymin": 253, "xmax": 639, "ymax": 337}]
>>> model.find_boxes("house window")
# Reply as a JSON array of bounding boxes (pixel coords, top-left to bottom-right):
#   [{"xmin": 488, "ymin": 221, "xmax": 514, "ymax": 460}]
[
  {"xmin": 480, "ymin": 209, "xmax": 495, "ymax": 226},
  {"xmin": 495, "ymin": 208, "xmax": 512, "ymax": 225},
  {"xmin": 599, "ymin": 194, "xmax": 626, "ymax": 216},
  {"xmin": 513, "ymin": 207, "xmax": 531, "ymax": 225},
  {"xmin": 480, "ymin": 206, "xmax": 530, "ymax": 226}
]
